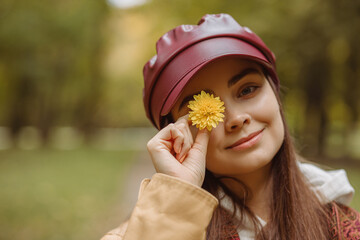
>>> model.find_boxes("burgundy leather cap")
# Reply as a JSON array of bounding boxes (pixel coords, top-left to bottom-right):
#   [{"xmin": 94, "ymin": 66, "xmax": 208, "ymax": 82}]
[{"xmin": 143, "ymin": 13, "xmax": 279, "ymax": 129}]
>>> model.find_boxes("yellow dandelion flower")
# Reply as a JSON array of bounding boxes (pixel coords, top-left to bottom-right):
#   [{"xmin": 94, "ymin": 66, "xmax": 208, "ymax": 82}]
[{"xmin": 188, "ymin": 91, "xmax": 225, "ymax": 131}]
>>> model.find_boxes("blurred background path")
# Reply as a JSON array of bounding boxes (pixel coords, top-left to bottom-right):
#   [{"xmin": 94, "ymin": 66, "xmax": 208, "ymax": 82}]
[{"xmin": 119, "ymin": 151, "xmax": 155, "ymax": 221}]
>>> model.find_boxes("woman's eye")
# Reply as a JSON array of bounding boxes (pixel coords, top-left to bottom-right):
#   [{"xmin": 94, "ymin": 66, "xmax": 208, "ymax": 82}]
[{"xmin": 238, "ymin": 86, "xmax": 258, "ymax": 97}]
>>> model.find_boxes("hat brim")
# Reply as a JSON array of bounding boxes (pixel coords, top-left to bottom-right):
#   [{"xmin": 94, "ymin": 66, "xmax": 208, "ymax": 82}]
[{"xmin": 150, "ymin": 37, "xmax": 276, "ymax": 128}]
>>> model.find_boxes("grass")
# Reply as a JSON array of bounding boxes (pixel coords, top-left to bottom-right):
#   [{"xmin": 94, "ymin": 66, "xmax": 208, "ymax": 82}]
[
  {"xmin": 0, "ymin": 148, "xmax": 135, "ymax": 240},
  {"xmin": 0, "ymin": 148, "xmax": 359, "ymax": 240}
]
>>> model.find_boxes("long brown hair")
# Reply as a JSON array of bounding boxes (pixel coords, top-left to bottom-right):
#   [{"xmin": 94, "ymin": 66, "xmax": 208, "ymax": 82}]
[{"xmin": 202, "ymin": 77, "xmax": 330, "ymax": 240}]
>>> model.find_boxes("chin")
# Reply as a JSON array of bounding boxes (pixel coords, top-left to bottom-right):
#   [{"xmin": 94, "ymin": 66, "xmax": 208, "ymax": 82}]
[{"xmin": 207, "ymin": 159, "xmax": 270, "ymax": 177}]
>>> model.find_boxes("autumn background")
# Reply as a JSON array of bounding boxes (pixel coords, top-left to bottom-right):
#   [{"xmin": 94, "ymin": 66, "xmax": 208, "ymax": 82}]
[{"xmin": 0, "ymin": 0, "xmax": 359, "ymax": 239}]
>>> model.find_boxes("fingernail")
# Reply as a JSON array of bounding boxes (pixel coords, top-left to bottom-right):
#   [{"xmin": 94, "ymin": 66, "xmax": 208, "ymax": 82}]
[{"xmin": 177, "ymin": 152, "xmax": 183, "ymax": 161}]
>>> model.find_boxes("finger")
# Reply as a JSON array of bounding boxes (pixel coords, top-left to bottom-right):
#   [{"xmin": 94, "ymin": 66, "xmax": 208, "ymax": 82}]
[
  {"xmin": 174, "ymin": 117, "xmax": 193, "ymax": 160},
  {"xmin": 147, "ymin": 128, "xmax": 171, "ymax": 152},
  {"xmin": 170, "ymin": 126, "xmax": 184, "ymax": 155},
  {"xmin": 177, "ymin": 113, "xmax": 190, "ymax": 123},
  {"xmin": 188, "ymin": 124, "xmax": 198, "ymax": 142},
  {"xmin": 182, "ymin": 118, "xmax": 194, "ymax": 145},
  {"xmin": 177, "ymin": 140, "xmax": 191, "ymax": 162},
  {"xmin": 177, "ymin": 128, "xmax": 193, "ymax": 160},
  {"xmin": 179, "ymin": 113, "xmax": 200, "ymax": 141},
  {"xmin": 192, "ymin": 129, "xmax": 211, "ymax": 154},
  {"xmin": 175, "ymin": 114, "xmax": 195, "ymax": 145},
  {"xmin": 178, "ymin": 154, "xmax": 187, "ymax": 163}
]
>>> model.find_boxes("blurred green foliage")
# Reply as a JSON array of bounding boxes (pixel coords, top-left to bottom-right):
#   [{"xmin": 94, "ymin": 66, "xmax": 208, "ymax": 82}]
[
  {"xmin": 0, "ymin": 0, "xmax": 108, "ymax": 141},
  {"xmin": 0, "ymin": 148, "xmax": 134, "ymax": 240},
  {"xmin": 1, "ymin": 0, "xmax": 360, "ymax": 158}
]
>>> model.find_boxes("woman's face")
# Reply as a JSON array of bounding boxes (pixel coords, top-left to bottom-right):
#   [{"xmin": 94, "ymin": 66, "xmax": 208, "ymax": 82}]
[{"xmin": 171, "ymin": 57, "xmax": 284, "ymax": 177}]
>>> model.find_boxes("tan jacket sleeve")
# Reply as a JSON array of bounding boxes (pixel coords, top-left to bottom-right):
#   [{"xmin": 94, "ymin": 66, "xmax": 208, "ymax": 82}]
[{"xmin": 101, "ymin": 173, "xmax": 219, "ymax": 240}]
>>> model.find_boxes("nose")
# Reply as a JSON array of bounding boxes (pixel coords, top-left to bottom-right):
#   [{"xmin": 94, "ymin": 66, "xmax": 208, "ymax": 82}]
[{"xmin": 224, "ymin": 105, "xmax": 251, "ymax": 132}]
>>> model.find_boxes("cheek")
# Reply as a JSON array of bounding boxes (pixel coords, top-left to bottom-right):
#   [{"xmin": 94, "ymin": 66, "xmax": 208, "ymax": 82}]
[
  {"xmin": 206, "ymin": 127, "xmax": 219, "ymax": 152},
  {"xmin": 261, "ymin": 93, "xmax": 285, "ymax": 146},
  {"xmin": 189, "ymin": 124, "xmax": 198, "ymax": 140},
  {"xmin": 270, "ymin": 108, "xmax": 285, "ymax": 147},
  {"xmin": 205, "ymin": 126, "xmax": 223, "ymax": 165},
  {"xmin": 251, "ymin": 87, "xmax": 282, "ymax": 125},
  {"xmin": 246, "ymin": 87, "xmax": 285, "ymax": 150}
]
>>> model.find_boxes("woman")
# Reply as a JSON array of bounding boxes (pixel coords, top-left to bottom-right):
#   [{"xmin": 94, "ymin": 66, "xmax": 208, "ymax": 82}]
[{"xmin": 102, "ymin": 14, "xmax": 359, "ymax": 240}]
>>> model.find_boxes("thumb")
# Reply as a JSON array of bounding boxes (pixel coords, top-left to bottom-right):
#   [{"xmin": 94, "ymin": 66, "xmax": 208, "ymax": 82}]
[{"xmin": 192, "ymin": 129, "xmax": 210, "ymax": 154}]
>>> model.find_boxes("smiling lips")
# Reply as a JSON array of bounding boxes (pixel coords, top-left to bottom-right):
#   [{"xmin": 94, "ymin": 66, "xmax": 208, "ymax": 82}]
[{"xmin": 226, "ymin": 129, "xmax": 264, "ymax": 150}]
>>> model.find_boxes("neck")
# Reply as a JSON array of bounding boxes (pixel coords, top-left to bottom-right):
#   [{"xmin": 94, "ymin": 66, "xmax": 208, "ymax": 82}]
[{"xmin": 220, "ymin": 162, "xmax": 273, "ymax": 221}]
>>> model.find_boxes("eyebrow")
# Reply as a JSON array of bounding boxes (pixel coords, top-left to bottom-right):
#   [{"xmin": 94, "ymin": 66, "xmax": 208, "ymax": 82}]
[
  {"xmin": 228, "ymin": 68, "xmax": 261, "ymax": 88},
  {"xmin": 177, "ymin": 68, "xmax": 261, "ymax": 112},
  {"xmin": 178, "ymin": 89, "xmax": 215, "ymax": 112}
]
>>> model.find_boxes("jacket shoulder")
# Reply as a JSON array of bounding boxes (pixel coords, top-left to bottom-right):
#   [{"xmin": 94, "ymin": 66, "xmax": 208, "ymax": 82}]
[{"xmin": 101, "ymin": 221, "xmax": 128, "ymax": 240}]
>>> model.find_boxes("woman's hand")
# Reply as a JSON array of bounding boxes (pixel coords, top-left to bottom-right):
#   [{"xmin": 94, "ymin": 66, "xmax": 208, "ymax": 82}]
[{"xmin": 146, "ymin": 115, "xmax": 210, "ymax": 187}]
